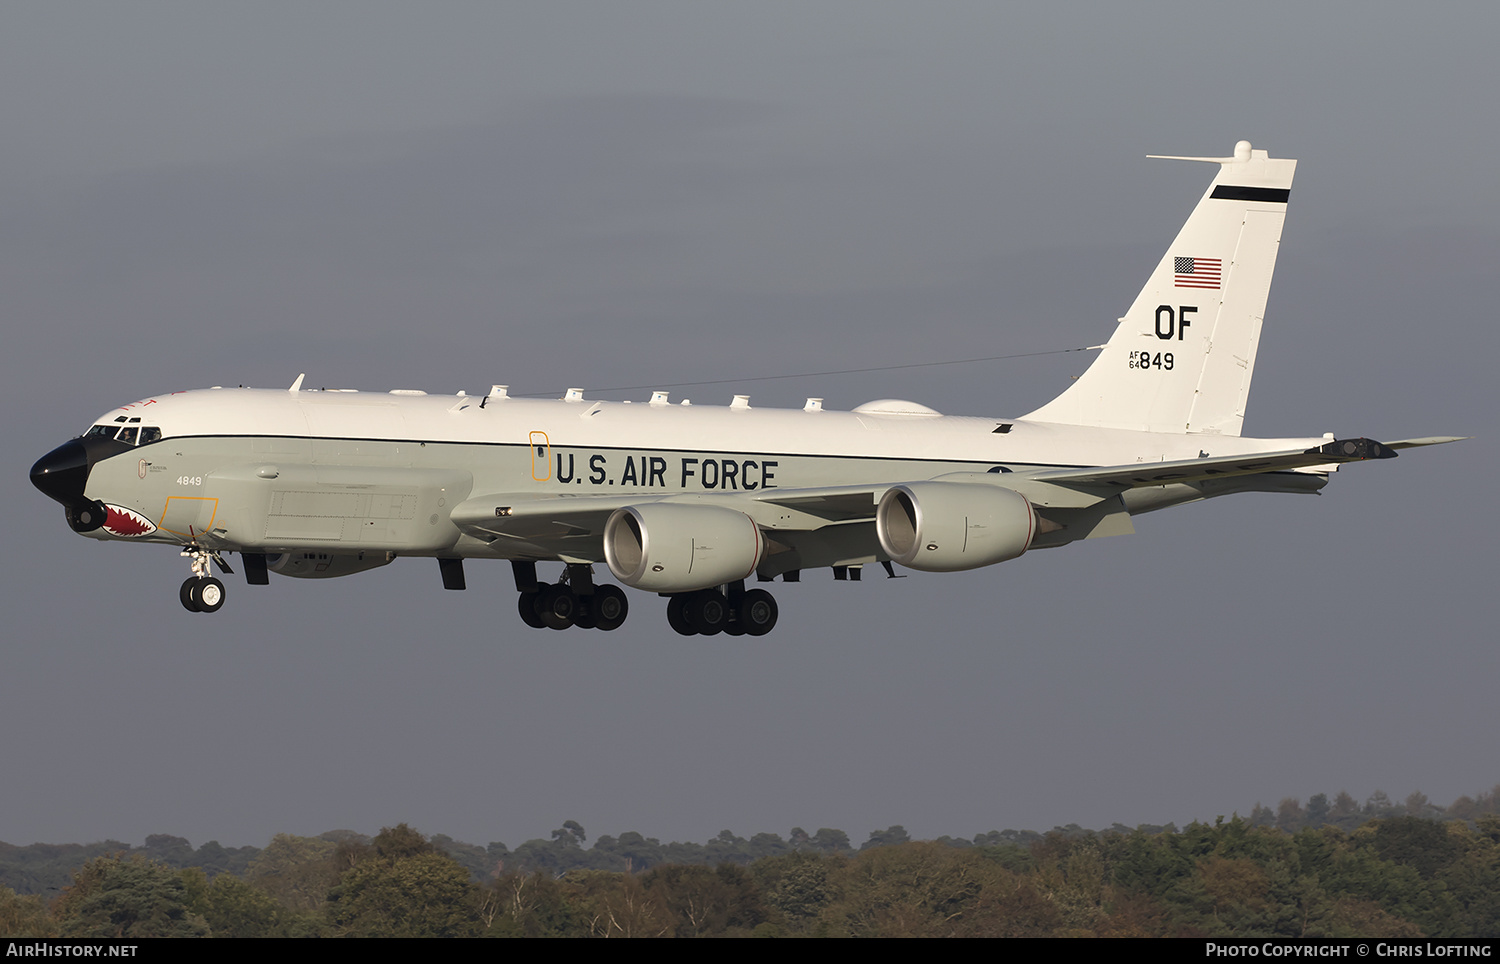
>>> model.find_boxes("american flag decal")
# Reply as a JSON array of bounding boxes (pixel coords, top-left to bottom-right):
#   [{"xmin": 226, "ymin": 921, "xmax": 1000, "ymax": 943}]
[{"xmin": 1174, "ymin": 256, "xmax": 1222, "ymax": 289}]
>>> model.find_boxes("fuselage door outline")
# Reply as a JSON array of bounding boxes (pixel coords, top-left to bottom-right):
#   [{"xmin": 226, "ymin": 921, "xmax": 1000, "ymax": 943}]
[{"xmin": 529, "ymin": 432, "xmax": 551, "ymax": 482}]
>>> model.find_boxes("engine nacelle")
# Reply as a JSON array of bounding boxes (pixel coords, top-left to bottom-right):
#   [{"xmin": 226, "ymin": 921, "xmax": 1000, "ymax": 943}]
[
  {"xmin": 266, "ymin": 551, "xmax": 395, "ymax": 579},
  {"xmin": 603, "ymin": 503, "xmax": 764, "ymax": 593},
  {"xmin": 876, "ymin": 482, "xmax": 1035, "ymax": 572}
]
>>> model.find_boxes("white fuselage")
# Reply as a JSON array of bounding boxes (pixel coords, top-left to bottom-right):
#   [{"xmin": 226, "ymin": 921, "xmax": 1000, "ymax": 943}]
[{"xmin": 76, "ymin": 386, "xmax": 1327, "ymax": 562}]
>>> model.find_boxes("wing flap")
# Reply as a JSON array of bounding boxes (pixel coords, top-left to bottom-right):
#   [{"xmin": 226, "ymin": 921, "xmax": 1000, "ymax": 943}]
[
  {"xmin": 1028, "ymin": 437, "xmax": 1398, "ymax": 489},
  {"xmin": 452, "ymin": 494, "xmax": 620, "ymax": 542},
  {"xmin": 755, "ymin": 489, "xmax": 881, "ymax": 522}
]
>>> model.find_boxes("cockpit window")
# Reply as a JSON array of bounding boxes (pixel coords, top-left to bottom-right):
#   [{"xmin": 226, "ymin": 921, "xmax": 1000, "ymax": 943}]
[{"xmin": 83, "ymin": 424, "xmax": 164, "ymax": 445}]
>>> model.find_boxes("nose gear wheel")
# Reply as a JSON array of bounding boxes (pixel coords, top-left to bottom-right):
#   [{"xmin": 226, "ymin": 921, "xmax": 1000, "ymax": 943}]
[{"xmin": 179, "ymin": 545, "xmax": 229, "ymax": 614}]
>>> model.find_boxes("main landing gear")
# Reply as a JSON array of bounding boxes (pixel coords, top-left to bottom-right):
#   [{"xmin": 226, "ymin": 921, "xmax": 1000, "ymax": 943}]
[
  {"xmin": 513, "ymin": 562, "xmax": 629, "ymax": 632},
  {"xmin": 507, "ymin": 564, "xmax": 781, "ymax": 636},
  {"xmin": 666, "ymin": 583, "xmax": 778, "ymax": 637},
  {"xmin": 179, "ymin": 545, "xmax": 231, "ymax": 614}
]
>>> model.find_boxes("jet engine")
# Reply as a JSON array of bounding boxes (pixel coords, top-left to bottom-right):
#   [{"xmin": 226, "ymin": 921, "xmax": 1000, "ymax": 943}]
[
  {"xmin": 266, "ymin": 551, "xmax": 395, "ymax": 579},
  {"xmin": 876, "ymin": 482, "xmax": 1035, "ymax": 572},
  {"xmin": 603, "ymin": 503, "xmax": 764, "ymax": 593}
]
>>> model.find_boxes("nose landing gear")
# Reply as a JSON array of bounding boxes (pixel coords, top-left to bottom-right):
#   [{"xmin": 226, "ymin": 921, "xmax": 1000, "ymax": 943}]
[
  {"xmin": 180, "ymin": 576, "xmax": 226, "ymax": 613},
  {"xmin": 179, "ymin": 545, "xmax": 230, "ymax": 614}
]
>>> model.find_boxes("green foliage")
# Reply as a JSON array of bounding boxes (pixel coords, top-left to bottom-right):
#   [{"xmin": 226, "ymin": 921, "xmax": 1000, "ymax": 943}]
[
  {"xmin": 328, "ymin": 848, "xmax": 482, "ymax": 938},
  {"xmin": 1434, "ymin": 821, "xmax": 1500, "ymax": 937},
  {"xmin": 591, "ymin": 831, "xmax": 666, "ymax": 872},
  {"xmin": 0, "ymin": 885, "xmax": 57, "ymax": 937},
  {"xmin": 753, "ymin": 851, "xmax": 842, "ymax": 931},
  {"xmin": 372, "ymin": 823, "xmax": 433, "ymax": 861},
  {"xmin": 7, "ymin": 785, "xmax": 1500, "ymax": 939},
  {"xmin": 54, "ymin": 856, "xmax": 209, "ymax": 938},
  {"xmin": 245, "ymin": 833, "xmax": 340, "ymax": 912},
  {"xmin": 1373, "ymin": 816, "xmax": 1458, "ymax": 879},
  {"xmin": 429, "ymin": 833, "xmax": 496, "ymax": 882},
  {"xmin": 183, "ymin": 867, "xmax": 309, "ymax": 938},
  {"xmin": 701, "ymin": 830, "xmax": 752, "ymax": 865},
  {"xmin": 0, "ymin": 840, "xmax": 134, "ymax": 895},
  {"xmin": 972, "ymin": 828, "xmax": 1045, "ymax": 848},
  {"xmin": 1111, "ymin": 827, "xmax": 1195, "ymax": 900},
  {"xmin": 821, "ymin": 842, "xmax": 1008, "ymax": 937},
  {"xmin": 139, "ymin": 834, "xmax": 194, "ymax": 866},
  {"xmin": 860, "ymin": 825, "xmax": 911, "ymax": 850},
  {"xmin": 1330, "ymin": 792, "xmax": 1362, "ymax": 831},
  {"xmin": 481, "ymin": 871, "xmax": 585, "ymax": 938},
  {"xmin": 808, "ymin": 828, "xmax": 853, "ymax": 856},
  {"xmin": 558, "ymin": 869, "xmax": 672, "ymax": 938},
  {"xmin": 508, "ymin": 822, "xmax": 603, "ymax": 876},
  {"xmin": 642, "ymin": 863, "xmax": 769, "ymax": 937}
]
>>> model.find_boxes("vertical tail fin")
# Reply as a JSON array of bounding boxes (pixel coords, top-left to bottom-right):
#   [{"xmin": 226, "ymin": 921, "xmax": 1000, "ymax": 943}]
[{"xmin": 1024, "ymin": 141, "xmax": 1296, "ymax": 436}]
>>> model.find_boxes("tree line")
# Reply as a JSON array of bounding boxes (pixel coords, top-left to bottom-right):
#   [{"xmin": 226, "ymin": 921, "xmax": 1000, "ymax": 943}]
[{"xmin": 2, "ymin": 785, "xmax": 1497, "ymax": 937}]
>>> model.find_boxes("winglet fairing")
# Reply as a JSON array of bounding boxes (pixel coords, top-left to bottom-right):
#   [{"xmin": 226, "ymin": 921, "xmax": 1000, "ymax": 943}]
[{"xmin": 29, "ymin": 143, "xmax": 1460, "ymax": 636}]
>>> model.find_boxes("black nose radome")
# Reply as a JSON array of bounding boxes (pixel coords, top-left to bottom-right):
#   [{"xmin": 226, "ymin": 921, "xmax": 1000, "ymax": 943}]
[
  {"xmin": 32, "ymin": 438, "xmax": 116, "ymax": 533},
  {"xmin": 30, "ymin": 439, "xmax": 90, "ymax": 506}
]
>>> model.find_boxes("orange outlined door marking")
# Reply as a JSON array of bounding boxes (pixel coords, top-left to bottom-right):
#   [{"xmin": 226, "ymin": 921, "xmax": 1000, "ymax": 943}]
[
  {"xmin": 159, "ymin": 496, "xmax": 220, "ymax": 539},
  {"xmin": 530, "ymin": 432, "xmax": 551, "ymax": 481}
]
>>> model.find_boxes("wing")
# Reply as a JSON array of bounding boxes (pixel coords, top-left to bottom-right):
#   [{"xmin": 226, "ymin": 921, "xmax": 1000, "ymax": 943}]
[
  {"xmin": 450, "ymin": 486, "xmax": 886, "ymax": 565},
  {"xmin": 450, "ymin": 436, "xmax": 1460, "ymax": 568},
  {"xmin": 451, "ymin": 475, "xmax": 1127, "ymax": 572}
]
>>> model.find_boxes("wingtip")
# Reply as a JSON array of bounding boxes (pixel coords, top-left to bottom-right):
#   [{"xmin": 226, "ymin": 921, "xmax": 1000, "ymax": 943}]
[{"xmin": 1383, "ymin": 435, "xmax": 1470, "ymax": 449}]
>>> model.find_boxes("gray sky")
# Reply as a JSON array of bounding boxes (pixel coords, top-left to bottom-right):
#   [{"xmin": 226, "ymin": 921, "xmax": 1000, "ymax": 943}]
[{"xmin": 4, "ymin": 2, "xmax": 1495, "ymax": 850}]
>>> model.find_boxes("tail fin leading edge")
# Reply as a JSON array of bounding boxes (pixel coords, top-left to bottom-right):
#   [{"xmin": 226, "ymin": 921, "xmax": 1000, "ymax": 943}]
[{"xmin": 1024, "ymin": 141, "xmax": 1296, "ymax": 436}]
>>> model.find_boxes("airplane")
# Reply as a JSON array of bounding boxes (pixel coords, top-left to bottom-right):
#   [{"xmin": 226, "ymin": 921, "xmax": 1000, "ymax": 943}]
[{"xmin": 30, "ymin": 140, "xmax": 1460, "ymax": 636}]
